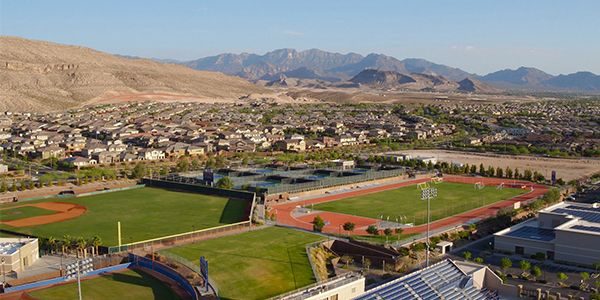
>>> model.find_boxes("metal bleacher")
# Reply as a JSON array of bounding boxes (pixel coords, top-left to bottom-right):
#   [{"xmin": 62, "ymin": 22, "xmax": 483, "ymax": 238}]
[{"xmin": 355, "ymin": 260, "xmax": 497, "ymax": 300}]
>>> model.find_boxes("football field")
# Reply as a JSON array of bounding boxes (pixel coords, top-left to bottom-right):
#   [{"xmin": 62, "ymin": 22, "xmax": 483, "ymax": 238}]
[
  {"xmin": 312, "ymin": 182, "xmax": 526, "ymax": 225},
  {"xmin": 0, "ymin": 187, "xmax": 249, "ymax": 246}
]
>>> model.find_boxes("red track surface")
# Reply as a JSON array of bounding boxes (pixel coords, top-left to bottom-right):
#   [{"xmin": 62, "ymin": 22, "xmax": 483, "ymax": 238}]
[{"xmin": 272, "ymin": 176, "xmax": 549, "ymax": 235}]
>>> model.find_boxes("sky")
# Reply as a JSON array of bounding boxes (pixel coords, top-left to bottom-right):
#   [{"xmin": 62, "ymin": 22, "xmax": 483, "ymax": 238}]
[{"xmin": 1, "ymin": 0, "xmax": 599, "ymax": 75}]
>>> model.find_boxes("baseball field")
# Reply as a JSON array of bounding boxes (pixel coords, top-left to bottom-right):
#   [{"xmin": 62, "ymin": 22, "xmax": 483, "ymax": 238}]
[
  {"xmin": 164, "ymin": 226, "xmax": 324, "ymax": 300},
  {"xmin": 312, "ymin": 181, "xmax": 526, "ymax": 225},
  {"xmin": 0, "ymin": 187, "xmax": 249, "ymax": 246},
  {"xmin": 27, "ymin": 269, "xmax": 180, "ymax": 300}
]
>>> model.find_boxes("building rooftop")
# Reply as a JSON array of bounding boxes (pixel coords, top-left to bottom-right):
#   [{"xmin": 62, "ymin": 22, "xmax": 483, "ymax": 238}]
[
  {"xmin": 0, "ymin": 238, "xmax": 34, "ymax": 256},
  {"xmin": 504, "ymin": 226, "xmax": 556, "ymax": 241},
  {"xmin": 542, "ymin": 202, "xmax": 600, "ymax": 234},
  {"xmin": 355, "ymin": 259, "xmax": 497, "ymax": 300}
]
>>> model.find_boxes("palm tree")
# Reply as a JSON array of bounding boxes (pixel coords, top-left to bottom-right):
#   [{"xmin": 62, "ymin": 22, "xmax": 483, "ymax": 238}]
[
  {"xmin": 340, "ymin": 255, "xmax": 354, "ymax": 268},
  {"xmin": 76, "ymin": 237, "xmax": 87, "ymax": 258},
  {"xmin": 90, "ymin": 236, "xmax": 102, "ymax": 256},
  {"xmin": 62, "ymin": 235, "xmax": 73, "ymax": 254},
  {"xmin": 47, "ymin": 236, "xmax": 57, "ymax": 254},
  {"xmin": 363, "ymin": 258, "xmax": 371, "ymax": 271}
]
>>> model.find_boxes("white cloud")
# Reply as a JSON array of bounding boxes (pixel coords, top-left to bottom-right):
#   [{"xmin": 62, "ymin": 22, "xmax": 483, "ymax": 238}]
[{"xmin": 282, "ymin": 30, "xmax": 304, "ymax": 37}]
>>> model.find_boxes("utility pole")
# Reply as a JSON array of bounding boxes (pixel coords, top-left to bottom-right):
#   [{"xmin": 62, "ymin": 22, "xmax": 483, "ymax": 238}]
[{"xmin": 421, "ymin": 186, "xmax": 438, "ymax": 268}]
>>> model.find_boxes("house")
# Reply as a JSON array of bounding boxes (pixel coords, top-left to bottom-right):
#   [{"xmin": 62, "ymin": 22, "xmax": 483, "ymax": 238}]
[
  {"xmin": 0, "ymin": 164, "xmax": 8, "ymax": 174},
  {"xmin": 138, "ymin": 149, "xmax": 165, "ymax": 161},
  {"xmin": 36, "ymin": 146, "xmax": 65, "ymax": 160},
  {"xmin": 185, "ymin": 144, "xmax": 205, "ymax": 156},
  {"xmin": 63, "ymin": 156, "xmax": 97, "ymax": 168},
  {"xmin": 274, "ymin": 139, "xmax": 306, "ymax": 152},
  {"xmin": 93, "ymin": 151, "xmax": 121, "ymax": 164},
  {"xmin": 407, "ymin": 130, "xmax": 427, "ymax": 140}
]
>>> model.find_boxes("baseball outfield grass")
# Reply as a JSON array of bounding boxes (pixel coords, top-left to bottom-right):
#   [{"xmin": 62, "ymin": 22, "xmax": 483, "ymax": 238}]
[
  {"xmin": 0, "ymin": 187, "xmax": 248, "ymax": 245},
  {"xmin": 28, "ymin": 269, "xmax": 180, "ymax": 300},
  {"xmin": 1, "ymin": 205, "xmax": 57, "ymax": 221},
  {"xmin": 164, "ymin": 226, "xmax": 324, "ymax": 300},
  {"xmin": 312, "ymin": 182, "xmax": 526, "ymax": 225}
]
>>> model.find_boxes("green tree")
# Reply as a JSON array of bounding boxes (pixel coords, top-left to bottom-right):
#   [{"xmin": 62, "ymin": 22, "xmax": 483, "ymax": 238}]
[
  {"xmin": 531, "ymin": 265, "xmax": 542, "ymax": 281},
  {"xmin": 176, "ymin": 157, "xmax": 190, "ymax": 172},
  {"xmin": 557, "ymin": 272, "xmax": 569, "ymax": 286},
  {"xmin": 581, "ymin": 272, "xmax": 590, "ymax": 290},
  {"xmin": 496, "ymin": 167, "xmax": 503, "ymax": 178},
  {"xmin": 487, "ymin": 166, "xmax": 495, "ymax": 177},
  {"xmin": 342, "ymin": 222, "xmax": 355, "ymax": 235},
  {"xmin": 47, "ymin": 236, "xmax": 57, "ymax": 254},
  {"xmin": 216, "ymin": 176, "xmax": 234, "ymax": 189},
  {"xmin": 519, "ymin": 260, "xmax": 531, "ymax": 276},
  {"xmin": 363, "ymin": 258, "xmax": 371, "ymax": 271},
  {"xmin": 340, "ymin": 255, "xmax": 353, "ymax": 268},
  {"xmin": 523, "ymin": 169, "xmax": 533, "ymax": 181},
  {"xmin": 505, "ymin": 166, "xmax": 513, "ymax": 179},
  {"xmin": 473, "ymin": 257, "xmax": 484, "ymax": 264},
  {"xmin": 191, "ymin": 158, "xmax": 201, "ymax": 170},
  {"xmin": 0, "ymin": 180, "xmax": 7, "ymax": 193},
  {"xmin": 394, "ymin": 227, "xmax": 404, "ymax": 241},
  {"xmin": 479, "ymin": 163, "xmax": 485, "ymax": 176},
  {"xmin": 470, "ymin": 164, "xmax": 477, "ymax": 174},
  {"xmin": 366, "ymin": 225, "xmax": 379, "ymax": 235},
  {"xmin": 383, "ymin": 228, "xmax": 393, "ymax": 241},
  {"xmin": 90, "ymin": 235, "xmax": 102, "ymax": 256},
  {"xmin": 312, "ymin": 215, "xmax": 325, "ymax": 232},
  {"xmin": 462, "ymin": 251, "xmax": 472, "ymax": 261},
  {"xmin": 205, "ymin": 156, "xmax": 216, "ymax": 168},
  {"xmin": 132, "ymin": 163, "xmax": 146, "ymax": 179},
  {"xmin": 501, "ymin": 257, "xmax": 513, "ymax": 272},
  {"xmin": 514, "ymin": 168, "xmax": 520, "ymax": 179},
  {"xmin": 76, "ymin": 237, "xmax": 87, "ymax": 258}
]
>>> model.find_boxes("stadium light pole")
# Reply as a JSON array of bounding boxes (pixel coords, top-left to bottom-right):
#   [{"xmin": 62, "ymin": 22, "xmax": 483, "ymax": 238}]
[{"xmin": 421, "ymin": 187, "xmax": 437, "ymax": 268}]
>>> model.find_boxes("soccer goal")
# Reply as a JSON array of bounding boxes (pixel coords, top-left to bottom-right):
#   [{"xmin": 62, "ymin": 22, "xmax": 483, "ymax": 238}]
[
  {"xmin": 431, "ymin": 177, "xmax": 443, "ymax": 184},
  {"xmin": 496, "ymin": 183, "xmax": 504, "ymax": 190},
  {"xmin": 474, "ymin": 182, "xmax": 485, "ymax": 190},
  {"xmin": 417, "ymin": 182, "xmax": 430, "ymax": 190}
]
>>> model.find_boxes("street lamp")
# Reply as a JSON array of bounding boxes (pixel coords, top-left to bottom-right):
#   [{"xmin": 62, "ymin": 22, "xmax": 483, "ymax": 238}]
[
  {"xmin": 1, "ymin": 257, "xmax": 5, "ymax": 284},
  {"xmin": 421, "ymin": 187, "xmax": 438, "ymax": 268},
  {"xmin": 65, "ymin": 258, "xmax": 93, "ymax": 300}
]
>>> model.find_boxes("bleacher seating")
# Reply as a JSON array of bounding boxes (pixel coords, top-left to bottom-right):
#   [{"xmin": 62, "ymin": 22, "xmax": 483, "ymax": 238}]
[{"xmin": 355, "ymin": 260, "xmax": 496, "ymax": 300}]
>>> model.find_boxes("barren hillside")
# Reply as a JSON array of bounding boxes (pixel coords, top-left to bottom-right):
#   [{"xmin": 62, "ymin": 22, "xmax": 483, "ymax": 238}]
[{"xmin": 0, "ymin": 36, "xmax": 266, "ymax": 112}]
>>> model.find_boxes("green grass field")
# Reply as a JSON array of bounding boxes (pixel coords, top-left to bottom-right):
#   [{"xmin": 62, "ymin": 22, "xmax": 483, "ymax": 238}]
[
  {"xmin": 0, "ymin": 187, "xmax": 248, "ymax": 246},
  {"xmin": 164, "ymin": 226, "xmax": 324, "ymax": 300},
  {"xmin": 28, "ymin": 269, "xmax": 180, "ymax": 300},
  {"xmin": 313, "ymin": 182, "xmax": 526, "ymax": 225},
  {"xmin": 1, "ymin": 205, "xmax": 57, "ymax": 221}
]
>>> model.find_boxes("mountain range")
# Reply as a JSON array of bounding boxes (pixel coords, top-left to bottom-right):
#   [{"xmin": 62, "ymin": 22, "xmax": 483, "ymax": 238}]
[{"xmin": 180, "ymin": 49, "xmax": 600, "ymax": 93}]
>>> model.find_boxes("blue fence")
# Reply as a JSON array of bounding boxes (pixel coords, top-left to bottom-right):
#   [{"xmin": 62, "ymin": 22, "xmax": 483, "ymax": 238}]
[{"xmin": 129, "ymin": 254, "xmax": 200, "ymax": 300}]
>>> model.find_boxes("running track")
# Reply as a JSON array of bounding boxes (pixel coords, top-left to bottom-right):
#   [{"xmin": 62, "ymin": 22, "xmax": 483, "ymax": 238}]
[{"xmin": 272, "ymin": 176, "xmax": 549, "ymax": 235}]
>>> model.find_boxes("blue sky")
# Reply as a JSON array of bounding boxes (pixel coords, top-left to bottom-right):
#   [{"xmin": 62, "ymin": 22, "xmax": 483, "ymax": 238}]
[{"xmin": 1, "ymin": 0, "xmax": 599, "ymax": 75}]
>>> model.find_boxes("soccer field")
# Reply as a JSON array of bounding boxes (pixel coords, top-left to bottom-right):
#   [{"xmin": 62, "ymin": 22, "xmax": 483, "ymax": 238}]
[
  {"xmin": 28, "ymin": 269, "xmax": 180, "ymax": 300},
  {"xmin": 164, "ymin": 226, "xmax": 324, "ymax": 300},
  {"xmin": 312, "ymin": 182, "xmax": 526, "ymax": 225},
  {"xmin": 0, "ymin": 187, "xmax": 248, "ymax": 246}
]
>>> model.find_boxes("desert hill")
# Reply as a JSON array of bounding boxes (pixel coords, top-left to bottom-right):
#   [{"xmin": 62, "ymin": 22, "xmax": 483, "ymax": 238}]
[{"xmin": 0, "ymin": 36, "xmax": 266, "ymax": 112}]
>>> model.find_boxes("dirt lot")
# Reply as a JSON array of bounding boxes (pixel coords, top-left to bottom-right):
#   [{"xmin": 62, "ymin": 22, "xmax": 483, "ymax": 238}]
[{"xmin": 397, "ymin": 150, "xmax": 600, "ymax": 181}]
